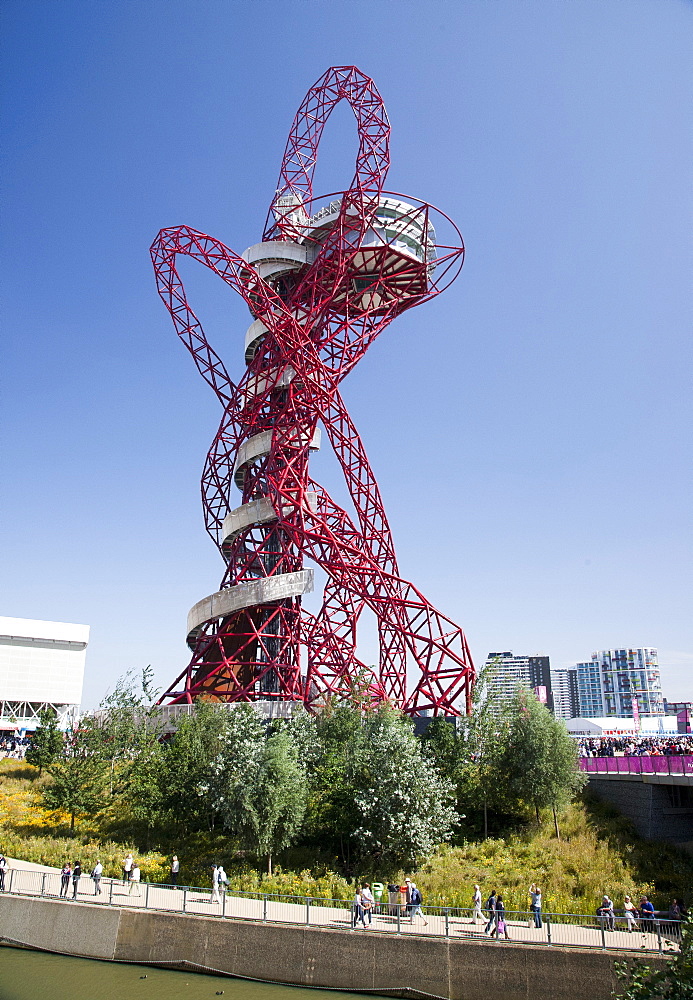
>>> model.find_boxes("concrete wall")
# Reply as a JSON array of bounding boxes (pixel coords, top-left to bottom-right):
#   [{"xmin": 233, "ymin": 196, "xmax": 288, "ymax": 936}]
[
  {"xmin": 0, "ymin": 895, "xmax": 666, "ymax": 1000},
  {"xmin": 589, "ymin": 777, "xmax": 693, "ymax": 843}
]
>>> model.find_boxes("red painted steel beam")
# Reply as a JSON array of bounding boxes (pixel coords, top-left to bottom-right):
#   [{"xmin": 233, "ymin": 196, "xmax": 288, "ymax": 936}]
[{"xmin": 151, "ymin": 66, "xmax": 475, "ymax": 715}]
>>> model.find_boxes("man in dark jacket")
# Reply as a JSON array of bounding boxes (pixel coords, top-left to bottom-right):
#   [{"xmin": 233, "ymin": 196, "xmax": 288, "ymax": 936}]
[
  {"xmin": 71, "ymin": 861, "xmax": 82, "ymax": 899},
  {"xmin": 484, "ymin": 890, "xmax": 497, "ymax": 934}
]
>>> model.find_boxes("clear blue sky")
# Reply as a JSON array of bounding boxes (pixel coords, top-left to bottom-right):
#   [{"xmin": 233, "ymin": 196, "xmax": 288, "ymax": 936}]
[{"xmin": 2, "ymin": 0, "xmax": 691, "ymax": 709}]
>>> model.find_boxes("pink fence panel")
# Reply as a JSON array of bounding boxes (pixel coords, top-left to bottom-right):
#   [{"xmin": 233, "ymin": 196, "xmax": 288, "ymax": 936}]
[{"xmin": 580, "ymin": 755, "xmax": 692, "ymax": 776}]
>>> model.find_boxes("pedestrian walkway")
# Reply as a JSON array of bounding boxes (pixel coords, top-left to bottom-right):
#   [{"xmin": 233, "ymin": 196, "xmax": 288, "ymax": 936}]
[{"xmin": 0, "ymin": 858, "xmax": 680, "ymax": 956}]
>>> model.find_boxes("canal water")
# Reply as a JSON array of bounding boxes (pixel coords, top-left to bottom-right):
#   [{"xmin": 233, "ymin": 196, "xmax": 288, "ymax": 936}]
[{"xmin": 0, "ymin": 946, "xmax": 364, "ymax": 1000}]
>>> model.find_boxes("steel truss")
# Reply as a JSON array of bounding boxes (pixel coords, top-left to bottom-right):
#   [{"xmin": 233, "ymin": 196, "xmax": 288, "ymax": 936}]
[{"xmin": 151, "ymin": 66, "xmax": 475, "ymax": 715}]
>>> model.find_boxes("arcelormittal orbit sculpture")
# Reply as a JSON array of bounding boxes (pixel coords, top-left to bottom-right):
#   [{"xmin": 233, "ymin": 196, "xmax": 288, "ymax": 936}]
[{"xmin": 151, "ymin": 66, "xmax": 475, "ymax": 715}]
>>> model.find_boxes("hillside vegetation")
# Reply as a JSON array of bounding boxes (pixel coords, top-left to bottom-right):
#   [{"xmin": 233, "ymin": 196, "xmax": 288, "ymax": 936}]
[{"xmin": 2, "ymin": 757, "xmax": 691, "ymax": 912}]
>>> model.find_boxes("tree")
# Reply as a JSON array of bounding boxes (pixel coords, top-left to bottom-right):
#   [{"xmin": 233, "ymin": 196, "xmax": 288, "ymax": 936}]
[
  {"xmin": 213, "ymin": 719, "xmax": 306, "ymax": 874},
  {"xmin": 25, "ymin": 709, "xmax": 64, "ymax": 776},
  {"xmin": 305, "ymin": 705, "xmax": 363, "ymax": 864},
  {"xmin": 96, "ymin": 666, "xmax": 162, "ymax": 797},
  {"xmin": 614, "ymin": 913, "xmax": 693, "ymax": 998},
  {"xmin": 156, "ymin": 702, "xmax": 238, "ymax": 835},
  {"xmin": 421, "ymin": 716, "xmax": 459, "ymax": 782},
  {"xmin": 352, "ymin": 708, "xmax": 458, "ymax": 871},
  {"xmin": 246, "ymin": 729, "xmax": 307, "ymax": 874},
  {"xmin": 117, "ymin": 722, "xmax": 167, "ymax": 848},
  {"xmin": 204, "ymin": 702, "xmax": 266, "ymax": 831},
  {"xmin": 495, "ymin": 688, "xmax": 586, "ymax": 836},
  {"xmin": 453, "ymin": 658, "xmax": 512, "ymax": 838},
  {"xmin": 42, "ymin": 719, "xmax": 109, "ymax": 830}
]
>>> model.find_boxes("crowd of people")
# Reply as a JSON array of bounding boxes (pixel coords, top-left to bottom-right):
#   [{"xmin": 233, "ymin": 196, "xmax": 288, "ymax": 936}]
[
  {"xmin": 577, "ymin": 735, "xmax": 693, "ymax": 757},
  {"xmin": 595, "ymin": 893, "xmax": 687, "ymax": 930},
  {"xmin": 352, "ymin": 878, "xmax": 428, "ymax": 929},
  {"xmin": 0, "ymin": 735, "xmax": 28, "ymax": 759}
]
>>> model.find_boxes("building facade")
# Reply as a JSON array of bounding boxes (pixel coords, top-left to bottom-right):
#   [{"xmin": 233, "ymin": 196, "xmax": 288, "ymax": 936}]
[
  {"xmin": 484, "ymin": 651, "xmax": 553, "ymax": 711},
  {"xmin": 0, "ymin": 616, "xmax": 89, "ymax": 733},
  {"xmin": 551, "ymin": 667, "xmax": 580, "ymax": 719},
  {"xmin": 575, "ymin": 648, "xmax": 663, "ymax": 719},
  {"xmin": 664, "ymin": 700, "xmax": 693, "ymax": 734}
]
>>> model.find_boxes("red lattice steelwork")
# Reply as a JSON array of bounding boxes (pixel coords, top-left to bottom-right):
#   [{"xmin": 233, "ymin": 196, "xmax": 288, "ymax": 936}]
[{"xmin": 151, "ymin": 66, "xmax": 475, "ymax": 715}]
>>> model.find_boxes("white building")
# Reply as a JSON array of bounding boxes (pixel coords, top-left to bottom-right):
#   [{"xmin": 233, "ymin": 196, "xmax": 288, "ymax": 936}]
[
  {"xmin": 0, "ymin": 616, "xmax": 89, "ymax": 733},
  {"xmin": 551, "ymin": 667, "xmax": 579, "ymax": 719},
  {"xmin": 484, "ymin": 651, "xmax": 553, "ymax": 710},
  {"xmin": 575, "ymin": 648, "xmax": 664, "ymax": 719}
]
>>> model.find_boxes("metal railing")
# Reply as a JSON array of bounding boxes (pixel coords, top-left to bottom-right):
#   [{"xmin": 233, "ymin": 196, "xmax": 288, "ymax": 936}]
[
  {"xmin": 580, "ymin": 754, "xmax": 693, "ymax": 776},
  {"xmin": 0, "ymin": 866, "xmax": 681, "ymax": 955}
]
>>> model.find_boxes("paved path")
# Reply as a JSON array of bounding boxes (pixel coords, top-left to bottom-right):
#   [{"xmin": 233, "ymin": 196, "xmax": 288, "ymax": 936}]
[{"xmin": 1, "ymin": 857, "xmax": 678, "ymax": 955}]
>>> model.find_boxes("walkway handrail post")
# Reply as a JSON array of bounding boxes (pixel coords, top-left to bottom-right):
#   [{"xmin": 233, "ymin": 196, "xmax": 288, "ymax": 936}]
[
  {"xmin": 109, "ymin": 878, "xmax": 114, "ymax": 906},
  {"xmin": 444, "ymin": 908, "xmax": 450, "ymax": 938},
  {"xmin": 41, "ymin": 873, "xmax": 46, "ymax": 896},
  {"xmin": 305, "ymin": 897, "xmax": 311, "ymax": 925},
  {"xmin": 397, "ymin": 905, "xmax": 401, "ymax": 935},
  {"xmin": 657, "ymin": 922, "xmax": 662, "ymax": 953},
  {"xmin": 263, "ymin": 894, "xmax": 268, "ymax": 922},
  {"xmin": 182, "ymin": 889, "xmax": 187, "ymax": 914},
  {"xmin": 546, "ymin": 913, "xmax": 551, "ymax": 945},
  {"xmin": 600, "ymin": 917, "xmax": 606, "ymax": 950},
  {"xmin": 145, "ymin": 881, "xmax": 150, "ymax": 909}
]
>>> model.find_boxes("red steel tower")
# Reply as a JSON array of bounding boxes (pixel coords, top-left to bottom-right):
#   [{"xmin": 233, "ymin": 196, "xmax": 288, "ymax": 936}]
[{"xmin": 151, "ymin": 66, "xmax": 475, "ymax": 715}]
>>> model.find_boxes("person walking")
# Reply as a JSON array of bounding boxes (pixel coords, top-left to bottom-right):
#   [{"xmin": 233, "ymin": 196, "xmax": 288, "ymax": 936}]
[
  {"xmin": 624, "ymin": 895, "xmax": 638, "ymax": 932},
  {"xmin": 170, "ymin": 855, "xmax": 180, "ymax": 886},
  {"xmin": 71, "ymin": 861, "xmax": 82, "ymax": 899},
  {"xmin": 529, "ymin": 884, "xmax": 542, "ymax": 929},
  {"xmin": 211, "ymin": 865, "xmax": 221, "ymax": 904},
  {"xmin": 0, "ymin": 855, "xmax": 8, "ymax": 892},
  {"xmin": 91, "ymin": 860, "xmax": 103, "ymax": 896},
  {"xmin": 472, "ymin": 884, "xmax": 483, "ymax": 924},
  {"xmin": 128, "ymin": 865, "xmax": 141, "ymax": 896},
  {"xmin": 408, "ymin": 882, "xmax": 428, "ymax": 926},
  {"xmin": 404, "ymin": 878, "xmax": 414, "ymax": 919},
  {"xmin": 217, "ymin": 864, "xmax": 228, "ymax": 901},
  {"xmin": 491, "ymin": 894, "xmax": 510, "ymax": 940},
  {"xmin": 122, "ymin": 853, "xmax": 133, "ymax": 885},
  {"xmin": 59, "ymin": 862, "xmax": 71, "ymax": 898},
  {"xmin": 352, "ymin": 886, "xmax": 367, "ymax": 929},
  {"xmin": 360, "ymin": 883, "xmax": 375, "ymax": 926},
  {"xmin": 484, "ymin": 890, "xmax": 497, "ymax": 934}
]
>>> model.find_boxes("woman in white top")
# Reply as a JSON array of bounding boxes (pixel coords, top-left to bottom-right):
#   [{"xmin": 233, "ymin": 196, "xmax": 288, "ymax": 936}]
[
  {"xmin": 624, "ymin": 895, "xmax": 638, "ymax": 932},
  {"xmin": 360, "ymin": 883, "xmax": 375, "ymax": 926},
  {"xmin": 128, "ymin": 865, "xmax": 141, "ymax": 896},
  {"xmin": 352, "ymin": 887, "xmax": 367, "ymax": 928}
]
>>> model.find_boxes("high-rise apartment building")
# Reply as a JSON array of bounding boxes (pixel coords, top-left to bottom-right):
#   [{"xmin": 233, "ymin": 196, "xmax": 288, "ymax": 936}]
[
  {"xmin": 551, "ymin": 668, "xmax": 580, "ymax": 719},
  {"xmin": 575, "ymin": 648, "xmax": 663, "ymax": 719},
  {"xmin": 484, "ymin": 651, "xmax": 553, "ymax": 711}
]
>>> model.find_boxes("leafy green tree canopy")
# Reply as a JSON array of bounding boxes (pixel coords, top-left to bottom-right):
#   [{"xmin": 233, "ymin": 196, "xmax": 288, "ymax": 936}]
[
  {"xmin": 26, "ymin": 708, "xmax": 64, "ymax": 776},
  {"xmin": 352, "ymin": 708, "xmax": 458, "ymax": 871},
  {"xmin": 42, "ymin": 719, "xmax": 109, "ymax": 830},
  {"xmin": 496, "ymin": 688, "xmax": 586, "ymax": 834}
]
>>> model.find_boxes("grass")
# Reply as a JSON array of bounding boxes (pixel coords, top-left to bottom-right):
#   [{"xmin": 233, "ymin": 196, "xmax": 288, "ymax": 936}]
[
  {"xmin": 1, "ymin": 759, "xmax": 691, "ymax": 912},
  {"xmin": 411, "ymin": 795, "xmax": 693, "ymax": 913}
]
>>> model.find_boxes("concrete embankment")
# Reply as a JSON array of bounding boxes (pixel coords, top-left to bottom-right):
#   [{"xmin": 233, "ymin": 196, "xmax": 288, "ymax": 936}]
[{"xmin": 0, "ymin": 895, "xmax": 664, "ymax": 1000}]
